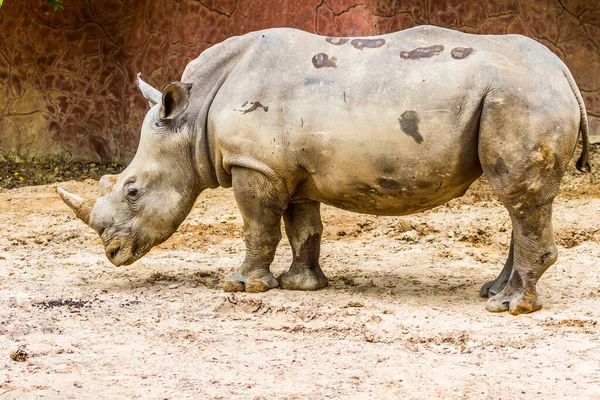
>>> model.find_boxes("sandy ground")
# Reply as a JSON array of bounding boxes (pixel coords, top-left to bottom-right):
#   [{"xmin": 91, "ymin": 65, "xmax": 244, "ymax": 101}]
[{"xmin": 1, "ymin": 153, "xmax": 600, "ymax": 399}]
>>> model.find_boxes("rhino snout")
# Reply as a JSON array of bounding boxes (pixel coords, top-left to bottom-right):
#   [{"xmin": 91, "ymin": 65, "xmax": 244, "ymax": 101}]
[
  {"xmin": 105, "ymin": 240, "xmax": 137, "ymax": 267},
  {"xmin": 105, "ymin": 241, "xmax": 124, "ymax": 266}
]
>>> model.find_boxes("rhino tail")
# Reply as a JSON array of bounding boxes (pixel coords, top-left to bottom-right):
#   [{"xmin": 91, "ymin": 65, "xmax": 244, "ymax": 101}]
[{"xmin": 563, "ymin": 69, "xmax": 591, "ymax": 173}]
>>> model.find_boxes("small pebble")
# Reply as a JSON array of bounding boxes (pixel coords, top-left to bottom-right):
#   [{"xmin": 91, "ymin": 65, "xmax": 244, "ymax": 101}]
[
  {"xmin": 345, "ymin": 302, "xmax": 364, "ymax": 308},
  {"xmin": 10, "ymin": 348, "xmax": 29, "ymax": 362}
]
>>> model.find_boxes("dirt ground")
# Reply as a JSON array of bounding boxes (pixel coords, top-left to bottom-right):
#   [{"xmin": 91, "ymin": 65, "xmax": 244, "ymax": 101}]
[{"xmin": 1, "ymin": 150, "xmax": 600, "ymax": 399}]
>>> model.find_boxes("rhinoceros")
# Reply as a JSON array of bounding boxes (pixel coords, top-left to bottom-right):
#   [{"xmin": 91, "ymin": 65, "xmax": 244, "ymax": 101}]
[{"xmin": 58, "ymin": 26, "xmax": 590, "ymax": 315}]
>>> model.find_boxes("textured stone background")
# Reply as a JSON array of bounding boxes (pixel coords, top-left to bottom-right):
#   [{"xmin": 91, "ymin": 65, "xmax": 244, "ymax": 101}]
[{"xmin": 0, "ymin": 0, "xmax": 598, "ymax": 161}]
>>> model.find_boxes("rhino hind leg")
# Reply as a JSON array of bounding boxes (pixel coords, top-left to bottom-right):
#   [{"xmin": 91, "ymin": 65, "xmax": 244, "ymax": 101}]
[
  {"xmin": 480, "ymin": 186, "xmax": 560, "ymax": 316},
  {"xmin": 480, "ymin": 232, "xmax": 514, "ymax": 298},
  {"xmin": 477, "ymin": 95, "xmax": 577, "ymax": 314},
  {"xmin": 278, "ymin": 201, "xmax": 329, "ymax": 291},
  {"xmin": 483, "ymin": 203, "xmax": 557, "ymax": 315},
  {"xmin": 223, "ymin": 168, "xmax": 288, "ymax": 293}
]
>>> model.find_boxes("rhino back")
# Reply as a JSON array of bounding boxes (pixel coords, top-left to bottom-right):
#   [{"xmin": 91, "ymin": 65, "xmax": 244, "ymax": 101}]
[{"xmin": 203, "ymin": 27, "xmax": 569, "ymax": 215}]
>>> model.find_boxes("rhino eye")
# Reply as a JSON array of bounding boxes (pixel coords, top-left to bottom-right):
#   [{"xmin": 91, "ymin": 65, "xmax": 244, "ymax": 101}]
[{"xmin": 127, "ymin": 188, "xmax": 139, "ymax": 198}]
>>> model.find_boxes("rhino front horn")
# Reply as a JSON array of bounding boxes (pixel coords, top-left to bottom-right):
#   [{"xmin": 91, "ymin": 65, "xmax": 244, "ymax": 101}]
[{"xmin": 57, "ymin": 186, "xmax": 94, "ymax": 225}]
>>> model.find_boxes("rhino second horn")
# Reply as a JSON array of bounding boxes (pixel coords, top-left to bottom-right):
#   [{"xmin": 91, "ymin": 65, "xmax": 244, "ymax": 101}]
[
  {"xmin": 137, "ymin": 72, "xmax": 162, "ymax": 107},
  {"xmin": 57, "ymin": 187, "xmax": 93, "ymax": 225}
]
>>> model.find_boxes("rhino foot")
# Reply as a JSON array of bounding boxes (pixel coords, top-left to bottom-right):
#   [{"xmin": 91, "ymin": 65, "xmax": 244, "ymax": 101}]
[
  {"xmin": 481, "ymin": 234, "xmax": 514, "ymax": 298},
  {"xmin": 223, "ymin": 280, "xmax": 245, "ymax": 292},
  {"xmin": 486, "ymin": 288, "xmax": 541, "ymax": 315},
  {"xmin": 479, "ymin": 276, "xmax": 509, "ymax": 298},
  {"xmin": 223, "ymin": 272, "xmax": 279, "ymax": 293},
  {"xmin": 278, "ymin": 265, "xmax": 329, "ymax": 291}
]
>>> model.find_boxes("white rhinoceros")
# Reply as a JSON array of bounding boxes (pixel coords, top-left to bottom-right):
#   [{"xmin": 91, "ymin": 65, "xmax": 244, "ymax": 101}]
[{"xmin": 58, "ymin": 26, "xmax": 590, "ymax": 315}]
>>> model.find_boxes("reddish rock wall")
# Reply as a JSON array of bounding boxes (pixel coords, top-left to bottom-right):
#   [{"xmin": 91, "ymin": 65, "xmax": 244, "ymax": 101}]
[{"xmin": 0, "ymin": 0, "xmax": 598, "ymax": 161}]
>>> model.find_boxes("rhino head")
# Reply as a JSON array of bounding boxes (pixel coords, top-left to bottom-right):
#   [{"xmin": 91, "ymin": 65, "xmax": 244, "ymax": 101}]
[{"xmin": 58, "ymin": 75, "xmax": 202, "ymax": 266}]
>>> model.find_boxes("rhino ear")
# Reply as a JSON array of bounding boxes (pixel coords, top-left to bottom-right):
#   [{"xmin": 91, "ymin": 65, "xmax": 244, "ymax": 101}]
[
  {"xmin": 160, "ymin": 82, "xmax": 192, "ymax": 120},
  {"xmin": 137, "ymin": 73, "xmax": 161, "ymax": 107},
  {"xmin": 99, "ymin": 174, "xmax": 118, "ymax": 194}
]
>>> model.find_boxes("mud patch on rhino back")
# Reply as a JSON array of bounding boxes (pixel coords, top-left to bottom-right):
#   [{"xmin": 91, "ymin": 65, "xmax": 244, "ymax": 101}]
[
  {"xmin": 351, "ymin": 38, "xmax": 385, "ymax": 50},
  {"xmin": 400, "ymin": 45, "xmax": 444, "ymax": 60},
  {"xmin": 451, "ymin": 47, "xmax": 474, "ymax": 59},
  {"xmin": 399, "ymin": 111, "xmax": 423, "ymax": 144},
  {"xmin": 312, "ymin": 53, "xmax": 337, "ymax": 69},
  {"xmin": 326, "ymin": 37, "xmax": 350, "ymax": 46}
]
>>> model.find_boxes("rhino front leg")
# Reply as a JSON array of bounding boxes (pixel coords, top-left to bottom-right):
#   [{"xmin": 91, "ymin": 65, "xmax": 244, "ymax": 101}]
[
  {"xmin": 223, "ymin": 167, "xmax": 288, "ymax": 293},
  {"xmin": 480, "ymin": 232, "xmax": 514, "ymax": 297},
  {"xmin": 278, "ymin": 201, "xmax": 329, "ymax": 290}
]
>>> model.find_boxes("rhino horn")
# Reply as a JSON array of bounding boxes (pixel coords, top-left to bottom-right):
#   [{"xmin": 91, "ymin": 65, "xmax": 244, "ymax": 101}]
[
  {"xmin": 137, "ymin": 72, "xmax": 161, "ymax": 107},
  {"xmin": 57, "ymin": 186, "xmax": 94, "ymax": 225}
]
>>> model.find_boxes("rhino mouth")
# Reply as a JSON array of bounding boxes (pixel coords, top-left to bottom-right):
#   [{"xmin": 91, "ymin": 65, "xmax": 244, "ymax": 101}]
[{"xmin": 104, "ymin": 237, "xmax": 149, "ymax": 266}]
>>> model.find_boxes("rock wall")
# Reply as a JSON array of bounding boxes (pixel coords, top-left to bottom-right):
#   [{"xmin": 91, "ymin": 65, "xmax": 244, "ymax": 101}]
[{"xmin": 0, "ymin": 0, "xmax": 598, "ymax": 161}]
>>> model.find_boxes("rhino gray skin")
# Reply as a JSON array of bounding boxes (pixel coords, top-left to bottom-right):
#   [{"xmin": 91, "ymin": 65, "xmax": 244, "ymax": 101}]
[{"xmin": 58, "ymin": 26, "xmax": 591, "ymax": 315}]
